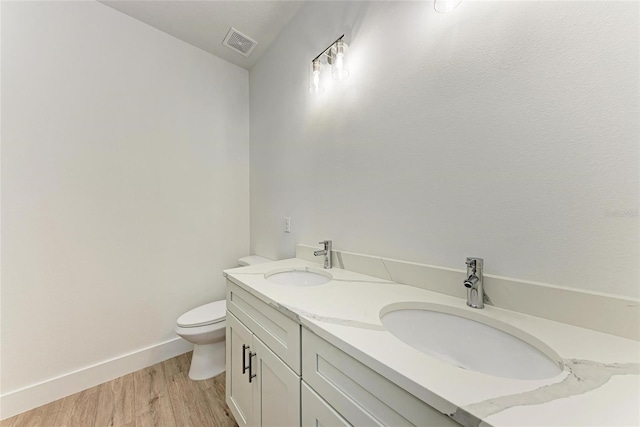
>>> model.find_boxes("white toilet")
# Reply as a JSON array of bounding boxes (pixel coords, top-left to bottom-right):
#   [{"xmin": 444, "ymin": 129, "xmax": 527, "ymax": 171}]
[{"xmin": 175, "ymin": 255, "xmax": 271, "ymax": 380}]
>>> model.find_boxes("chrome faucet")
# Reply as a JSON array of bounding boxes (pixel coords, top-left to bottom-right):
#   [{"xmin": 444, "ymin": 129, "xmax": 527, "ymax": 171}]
[
  {"xmin": 464, "ymin": 257, "xmax": 484, "ymax": 309},
  {"xmin": 313, "ymin": 240, "xmax": 332, "ymax": 269}
]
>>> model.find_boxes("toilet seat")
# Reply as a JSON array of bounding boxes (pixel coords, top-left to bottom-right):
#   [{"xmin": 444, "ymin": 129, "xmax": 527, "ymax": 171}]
[{"xmin": 177, "ymin": 300, "xmax": 226, "ymax": 328}]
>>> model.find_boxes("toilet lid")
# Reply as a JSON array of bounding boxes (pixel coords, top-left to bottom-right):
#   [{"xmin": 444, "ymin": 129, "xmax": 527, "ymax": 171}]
[{"xmin": 177, "ymin": 300, "xmax": 226, "ymax": 327}]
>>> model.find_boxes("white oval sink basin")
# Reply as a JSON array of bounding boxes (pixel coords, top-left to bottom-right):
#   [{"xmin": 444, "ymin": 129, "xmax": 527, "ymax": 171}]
[
  {"xmin": 381, "ymin": 304, "xmax": 563, "ymax": 380},
  {"xmin": 265, "ymin": 267, "xmax": 332, "ymax": 286}
]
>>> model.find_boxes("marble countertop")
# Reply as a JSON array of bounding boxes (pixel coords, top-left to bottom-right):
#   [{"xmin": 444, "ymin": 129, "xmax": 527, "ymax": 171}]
[{"xmin": 224, "ymin": 258, "xmax": 640, "ymax": 427}]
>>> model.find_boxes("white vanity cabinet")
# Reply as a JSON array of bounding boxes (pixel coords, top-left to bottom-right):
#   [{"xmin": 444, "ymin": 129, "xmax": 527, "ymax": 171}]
[
  {"xmin": 226, "ymin": 281, "xmax": 301, "ymax": 427},
  {"xmin": 226, "ymin": 278, "xmax": 459, "ymax": 427}
]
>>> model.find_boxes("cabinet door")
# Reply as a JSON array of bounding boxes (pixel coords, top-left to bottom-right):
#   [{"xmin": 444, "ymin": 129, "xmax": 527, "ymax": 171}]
[
  {"xmin": 302, "ymin": 382, "xmax": 351, "ymax": 427},
  {"xmin": 227, "ymin": 312, "xmax": 255, "ymax": 427},
  {"xmin": 253, "ymin": 336, "xmax": 301, "ymax": 427}
]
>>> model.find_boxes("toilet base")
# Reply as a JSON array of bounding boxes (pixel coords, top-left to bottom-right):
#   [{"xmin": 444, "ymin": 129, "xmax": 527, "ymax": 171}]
[{"xmin": 189, "ymin": 340, "xmax": 226, "ymax": 381}]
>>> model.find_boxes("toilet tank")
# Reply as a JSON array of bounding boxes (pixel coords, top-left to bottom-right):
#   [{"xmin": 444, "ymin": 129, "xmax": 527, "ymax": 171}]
[{"xmin": 238, "ymin": 255, "xmax": 272, "ymax": 267}]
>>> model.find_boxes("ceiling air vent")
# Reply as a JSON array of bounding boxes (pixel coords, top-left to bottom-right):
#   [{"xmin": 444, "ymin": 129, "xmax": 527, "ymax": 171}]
[{"xmin": 222, "ymin": 27, "xmax": 258, "ymax": 57}]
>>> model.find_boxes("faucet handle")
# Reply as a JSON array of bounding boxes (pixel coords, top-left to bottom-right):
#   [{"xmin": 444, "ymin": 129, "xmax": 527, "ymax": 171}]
[
  {"xmin": 466, "ymin": 257, "xmax": 483, "ymax": 268},
  {"xmin": 319, "ymin": 240, "xmax": 331, "ymax": 247}
]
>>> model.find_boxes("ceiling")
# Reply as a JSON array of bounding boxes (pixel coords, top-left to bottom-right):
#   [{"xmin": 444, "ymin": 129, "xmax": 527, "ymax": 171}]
[{"xmin": 99, "ymin": 1, "xmax": 305, "ymax": 70}]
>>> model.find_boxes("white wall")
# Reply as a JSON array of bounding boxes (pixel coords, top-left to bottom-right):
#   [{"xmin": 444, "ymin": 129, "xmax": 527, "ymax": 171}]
[
  {"xmin": 1, "ymin": 0, "xmax": 249, "ymax": 398},
  {"xmin": 250, "ymin": 1, "xmax": 639, "ymax": 298}
]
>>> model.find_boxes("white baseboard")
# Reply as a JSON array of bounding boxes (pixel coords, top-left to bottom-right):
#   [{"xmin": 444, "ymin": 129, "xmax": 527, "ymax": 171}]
[{"xmin": 0, "ymin": 337, "xmax": 193, "ymax": 420}]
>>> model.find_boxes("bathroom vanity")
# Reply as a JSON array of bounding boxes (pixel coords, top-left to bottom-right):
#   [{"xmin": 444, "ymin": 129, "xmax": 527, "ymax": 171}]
[
  {"xmin": 225, "ymin": 279, "xmax": 455, "ymax": 426},
  {"xmin": 224, "ymin": 253, "xmax": 639, "ymax": 427}
]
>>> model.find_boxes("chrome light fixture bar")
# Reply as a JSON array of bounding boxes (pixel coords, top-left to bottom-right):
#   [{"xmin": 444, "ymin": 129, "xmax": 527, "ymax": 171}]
[{"xmin": 309, "ymin": 35, "xmax": 349, "ymax": 95}]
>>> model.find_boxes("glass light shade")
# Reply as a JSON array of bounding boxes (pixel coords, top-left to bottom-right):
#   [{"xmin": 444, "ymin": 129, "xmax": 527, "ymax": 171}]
[
  {"xmin": 331, "ymin": 40, "xmax": 349, "ymax": 80},
  {"xmin": 309, "ymin": 59, "xmax": 324, "ymax": 94},
  {"xmin": 434, "ymin": 0, "xmax": 462, "ymax": 13}
]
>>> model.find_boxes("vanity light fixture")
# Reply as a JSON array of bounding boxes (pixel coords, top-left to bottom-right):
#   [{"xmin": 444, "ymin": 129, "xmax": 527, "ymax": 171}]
[
  {"xmin": 309, "ymin": 35, "xmax": 349, "ymax": 94},
  {"xmin": 434, "ymin": 0, "xmax": 462, "ymax": 13}
]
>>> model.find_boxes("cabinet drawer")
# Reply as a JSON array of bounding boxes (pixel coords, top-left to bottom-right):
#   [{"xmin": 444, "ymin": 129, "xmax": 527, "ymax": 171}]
[
  {"xmin": 227, "ymin": 280, "xmax": 301, "ymax": 374},
  {"xmin": 302, "ymin": 329, "xmax": 459, "ymax": 427},
  {"xmin": 302, "ymin": 381, "xmax": 350, "ymax": 427}
]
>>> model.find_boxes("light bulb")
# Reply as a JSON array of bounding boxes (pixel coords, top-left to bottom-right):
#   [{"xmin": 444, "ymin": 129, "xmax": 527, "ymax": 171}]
[
  {"xmin": 309, "ymin": 59, "xmax": 324, "ymax": 94},
  {"xmin": 331, "ymin": 40, "xmax": 349, "ymax": 80}
]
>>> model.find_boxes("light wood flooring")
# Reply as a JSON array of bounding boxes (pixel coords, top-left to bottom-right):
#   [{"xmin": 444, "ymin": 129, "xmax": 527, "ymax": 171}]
[{"xmin": 1, "ymin": 352, "xmax": 238, "ymax": 427}]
